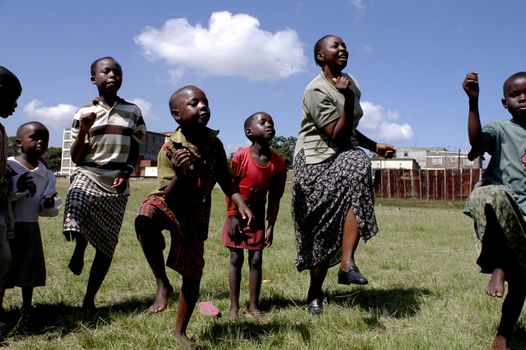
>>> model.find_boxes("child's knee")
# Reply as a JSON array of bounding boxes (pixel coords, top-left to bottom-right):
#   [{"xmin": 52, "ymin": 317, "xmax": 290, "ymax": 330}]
[{"xmin": 229, "ymin": 249, "xmax": 244, "ymax": 267}]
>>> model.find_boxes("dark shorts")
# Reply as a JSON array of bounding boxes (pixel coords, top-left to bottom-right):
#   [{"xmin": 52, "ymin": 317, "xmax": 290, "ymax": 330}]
[{"xmin": 135, "ymin": 195, "xmax": 204, "ymax": 281}]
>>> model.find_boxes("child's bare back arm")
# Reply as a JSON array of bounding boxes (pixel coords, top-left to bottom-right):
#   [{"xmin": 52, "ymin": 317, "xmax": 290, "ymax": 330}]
[{"xmin": 463, "ymin": 72, "xmax": 483, "ymax": 151}]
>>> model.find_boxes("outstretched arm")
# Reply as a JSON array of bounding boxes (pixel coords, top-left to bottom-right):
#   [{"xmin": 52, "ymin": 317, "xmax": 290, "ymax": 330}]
[
  {"xmin": 355, "ymin": 130, "xmax": 395, "ymax": 158},
  {"xmin": 463, "ymin": 72, "xmax": 483, "ymax": 153}
]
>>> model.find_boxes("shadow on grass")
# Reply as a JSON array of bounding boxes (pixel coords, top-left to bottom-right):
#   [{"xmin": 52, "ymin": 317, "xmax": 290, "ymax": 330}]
[
  {"xmin": 200, "ymin": 319, "xmax": 312, "ymax": 349},
  {"xmin": 1, "ymin": 296, "xmax": 154, "ymax": 340},
  {"xmin": 327, "ymin": 287, "xmax": 433, "ymax": 318},
  {"xmin": 511, "ymin": 326, "xmax": 526, "ymax": 350}
]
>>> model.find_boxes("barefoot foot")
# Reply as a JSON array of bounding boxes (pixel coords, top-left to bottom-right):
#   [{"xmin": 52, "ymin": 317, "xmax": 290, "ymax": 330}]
[
  {"xmin": 486, "ymin": 268, "xmax": 505, "ymax": 298},
  {"xmin": 491, "ymin": 334, "xmax": 508, "ymax": 350},
  {"xmin": 173, "ymin": 333, "xmax": 197, "ymax": 350},
  {"xmin": 227, "ymin": 308, "xmax": 239, "ymax": 321},
  {"xmin": 148, "ymin": 284, "xmax": 174, "ymax": 313}
]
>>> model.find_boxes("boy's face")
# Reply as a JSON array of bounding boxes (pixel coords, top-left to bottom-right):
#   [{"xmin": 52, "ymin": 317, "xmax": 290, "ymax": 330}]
[
  {"xmin": 16, "ymin": 123, "xmax": 49, "ymax": 157},
  {"xmin": 502, "ymin": 75, "xmax": 526, "ymax": 119},
  {"xmin": 246, "ymin": 113, "xmax": 275, "ymax": 141},
  {"xmin": 170, "ymin": 87, "xmax": 210, "ymax": 131},
  {"xmin": 0, "ymin": 86, "xmax": 21, "ymax": 119},
  {"xmin": 91, "ymin": 58, "xmax": 122, "ymax": 95}
]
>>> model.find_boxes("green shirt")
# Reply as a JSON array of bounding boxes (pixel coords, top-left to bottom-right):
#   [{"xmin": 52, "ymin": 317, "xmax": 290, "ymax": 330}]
[
  {"xmin": 294, "ymin": 72, "xmax": 363, "ymax": 164},
  {"xmin": 473, "ymin": 118, "xmax": 526, "ymax": 213}
]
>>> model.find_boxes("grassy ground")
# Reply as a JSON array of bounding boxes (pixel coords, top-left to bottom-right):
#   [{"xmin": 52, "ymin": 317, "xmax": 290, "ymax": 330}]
[{"xmin": 1, "ymin": 178, "xmax": 525, "ymax": 349}]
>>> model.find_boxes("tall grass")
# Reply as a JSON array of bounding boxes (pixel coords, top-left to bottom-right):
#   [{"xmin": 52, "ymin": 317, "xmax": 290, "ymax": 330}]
[{"xmin": 1, "ymin": 179, "xmax": 524, "ymax": 349}]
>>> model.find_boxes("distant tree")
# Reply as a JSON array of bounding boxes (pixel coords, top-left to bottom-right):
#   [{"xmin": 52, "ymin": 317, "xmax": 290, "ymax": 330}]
[
  {"xmin": 43, "ymin": 147, "xmax": 62, "ymax": 172},
  {"xmin": 6, "ymin": 136, "xmax": 18, "ymax": 157},
  {"xmin": 270, "ymin": 135, "xmax": 296, "ymax": 169}
]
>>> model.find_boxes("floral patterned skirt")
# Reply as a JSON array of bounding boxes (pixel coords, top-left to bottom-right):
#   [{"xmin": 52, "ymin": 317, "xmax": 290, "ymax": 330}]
[{"xmin": 292, "ymin": 149, "xmax": 378, "ymax": 271}]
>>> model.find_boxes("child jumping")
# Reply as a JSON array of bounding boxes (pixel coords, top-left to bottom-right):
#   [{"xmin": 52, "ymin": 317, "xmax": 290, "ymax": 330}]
[
  {"xmin": 220, "ymin": 112, "xmax": 286, "ymax": 321},
  {"xmin": 63, "ymin": 56, "xmax": 146, "ymax": 312},
  {"xmin": 0, "ymin": 66, "xmax": 21, "ymax": 340},
  {"xmin": 135, "ymin": 85, "xmax": 254, "ymax": 349},
  {"xmin": 463, "ymin": 71, "xmax": 526, "ymax": 350},
  {"xmin": 0, "ymin": 121, "xmax": 60, "ymax": 322}
]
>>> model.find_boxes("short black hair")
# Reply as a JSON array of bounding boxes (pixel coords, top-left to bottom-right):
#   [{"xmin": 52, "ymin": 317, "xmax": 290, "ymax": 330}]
[
  {"xmin": 168, "ymin": 85, "xmax": 202, "ymax": 109},
  {"xmin": 90, "ymin": 56, "xmax": 120, "ymax": 76},
  {"xmin": 0, "ymin": 66, "xmax": 22, "ymax": 92},
  {"xmin": 16, "ymin": 121, "xmax": 47, "ymax": 138},
  {"xmin": 313, "ymin": 35, "xmax": 334, "ymax": 67},
  {"xmin": 503, "ymin": 72, "xmax": 526, "ymax": 96},
  {"xmin": 244, "ymin": 112, "xmax": 261, "ymax": 131}
]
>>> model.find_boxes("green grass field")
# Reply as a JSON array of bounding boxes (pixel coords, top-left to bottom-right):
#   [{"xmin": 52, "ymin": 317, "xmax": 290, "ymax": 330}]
[{"xmin": 1, "ymin": 178, "xmax": 525, "ymax": 349}]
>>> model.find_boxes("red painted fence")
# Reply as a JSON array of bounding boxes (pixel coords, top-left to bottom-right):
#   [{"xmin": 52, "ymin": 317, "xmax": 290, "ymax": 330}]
[{"xmin": 374, "ymin": 169, "xmax": 484, "ymax": 200}]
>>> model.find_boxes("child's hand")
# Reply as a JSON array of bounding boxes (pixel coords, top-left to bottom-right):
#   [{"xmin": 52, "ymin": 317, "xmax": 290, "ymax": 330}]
[
  {"xmin": 463, "ymin": 72, "xmax": 479, "ymax": 100},
  {"xmin": 79, "ymin": 112, "xmax": 96, "ymax": 132},
  {"xmin": 112, "ymin": 170, "xmax": 130, "ymax": 193},
  {"xmin": 43, "ymin": 192, "xmax": 57, "ymax": 208},
  {"xmin": 264, "ymin": 224, "xmax": 274, "ymax": 248},
  {"xmin": 171, "ymin": 148, "xmax": 191, "ymax": 174},
  {"xmin": 228, "ymin": 216, "xmax": 242, "ymax": 241},
  {"xmin": 17, "ymin": 172, "xmax": 36, "ymax": 197},
  {"xmin": 376, "ymin": 144, "xmax": 396, "ymax": 158}
]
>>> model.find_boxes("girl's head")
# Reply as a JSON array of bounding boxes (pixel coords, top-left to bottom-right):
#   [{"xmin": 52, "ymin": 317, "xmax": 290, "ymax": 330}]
[
  {"xmin": 16, "ymin": 121, "xmax": 49, "ymax": 157},
  {"xmin": 313, "ymin": 35, "xmax": 348, "ymax": 71},
  {"xmin": 90, "ymin": 56, "xmax": 122, "ymax": 95},
  {"xmin": 169, "ymin": 85, "xmax": 211, "ymax": 133},
  {"xmin": 244, "ymin": 112, "xmax": 275, "ymax": 143},
  {"xmin": 0, "ymin": 66, "xmax": 22, "ymax": 118}
]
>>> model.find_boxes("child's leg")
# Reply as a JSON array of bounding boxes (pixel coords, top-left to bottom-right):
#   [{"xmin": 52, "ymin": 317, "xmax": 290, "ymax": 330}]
[
  {"xmin": 21, "ymin": 287, "xmax": 33, "ymax": 313},
  {"xmin": 492, "ymin": 277, "xmax": 526, "ymax": 349},
  {"xmin": 228, "ymin": 248, "xmax": 243, "ymax": 320},
  {"xmin": 247, "ymin": 249, "xmax": 263, "ymax": 314},
  {"xmin": 68, "ymin": 232, "xmax": 87, "ymax": 276},
  {"xmin": 173, "ymin": 274, "xmax": 200, "ymax": 350},
  {"xmin": 82, "ymin": 249, "xmax": 112, "ymax": 311},
  {"xmin": 486, "ymin": 268, "xmax": 505, "ymax": 298},
  {"xmin": 135, "ymin": 217, "xmax": 173, "ymax": 313}
]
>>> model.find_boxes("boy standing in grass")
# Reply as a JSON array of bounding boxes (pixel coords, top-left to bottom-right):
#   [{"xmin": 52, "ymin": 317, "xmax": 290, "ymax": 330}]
[
  {"xmin": 0, "ymin": 66, "xmax": 21, "ymax": 341},
  {"xmin": 463, "ymin": 71, "xmax": 526, "ymax": 350},
  {"xmin": 135, "ymin": 85, "xmax": 253, "ymax": 349},
  {"xmin": 63, "ymin": 56, "xmax": 146, "ymax": 312},
  {"xmin": 0, "ymin": 122, "xmax": 60, "ymax": 323},
  {"xmin": 221, "ymin": 112, "xmax": 286, "ymax": 321}
]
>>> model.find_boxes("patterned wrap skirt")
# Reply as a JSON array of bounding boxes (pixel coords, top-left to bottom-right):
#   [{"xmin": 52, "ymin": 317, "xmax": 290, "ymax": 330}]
[
  {"xmin": 465, "ymin": 184, "xmax": 526, "ymax": 276},
  {"xmin": 292, "ymin": 148, "xmax": 378, "ymax": 271},
  {"xmin": 135, "ymin": 195, "xmax": 205, "ymax": 281},
  {"xmin": 63, "ymin": 170, "xmax": 128, "ymax": 257}
]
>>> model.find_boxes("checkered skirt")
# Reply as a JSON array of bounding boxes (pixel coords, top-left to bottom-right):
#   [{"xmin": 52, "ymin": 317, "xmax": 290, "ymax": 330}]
[{"xmin": 63, "ymin": 170, "xmax": 128, "ymax": 257}]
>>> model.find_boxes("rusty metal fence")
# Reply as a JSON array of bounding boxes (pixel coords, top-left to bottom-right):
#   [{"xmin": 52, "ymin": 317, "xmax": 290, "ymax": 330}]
[{"xmin": 374, "ymin": 169, "xmax": 484, "ymax": 200}]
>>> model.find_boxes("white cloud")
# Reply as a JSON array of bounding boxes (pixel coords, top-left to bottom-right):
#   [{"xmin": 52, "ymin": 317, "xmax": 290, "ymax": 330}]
[
  {"xmin": 129, "ymin": 98, "xmax": 158, "ymax": 121},
  {"xmin": 135, "ymin": 11, "xmax": 307, "ymax": 81},
  {"xmin": 360, "ymin": 101, "xmax": 414, "ymax": 143},
  {"xmin": 23, "ymin": 99, "xmax": 76, "ymax": 128},
  {"xmin": 351, "ymin": 0, "xmax": 366, "ymax": 10}
]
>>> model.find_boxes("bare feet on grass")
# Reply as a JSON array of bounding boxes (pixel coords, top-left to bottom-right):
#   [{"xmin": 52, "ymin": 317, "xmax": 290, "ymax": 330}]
[
  {"xmin": 148, "ymin": 283, "xmax": 174, "ymax": 313},
  {"xmin": 491, "ymin": 334, "xmax": 509, "ymax": 350},
  {"xmin": 227, "ymin": 307, "xmax": 239, "ymax": 321},
  {"xmin": 173, "ymin": 332, "xmax": 197, "ymax": 350},
  {"xmin": 486, "ymin": 268, "xmax": 505, "ymax": 298}
]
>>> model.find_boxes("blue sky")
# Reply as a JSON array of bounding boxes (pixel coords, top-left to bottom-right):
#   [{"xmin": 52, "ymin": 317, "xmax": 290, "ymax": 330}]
[{"xmin": 1, "ymin": 0, "xmax": 524, "ymax": 154}]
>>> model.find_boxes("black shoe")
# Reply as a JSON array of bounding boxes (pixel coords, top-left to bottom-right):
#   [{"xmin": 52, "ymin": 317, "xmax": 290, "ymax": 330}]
[
  {"xmin": 338, "ymin": 266, "xmax": 368, "ymax": 285},
  {"xmin": 307, "ymin": 299, "xmax": 323, "ymax": 315}
]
